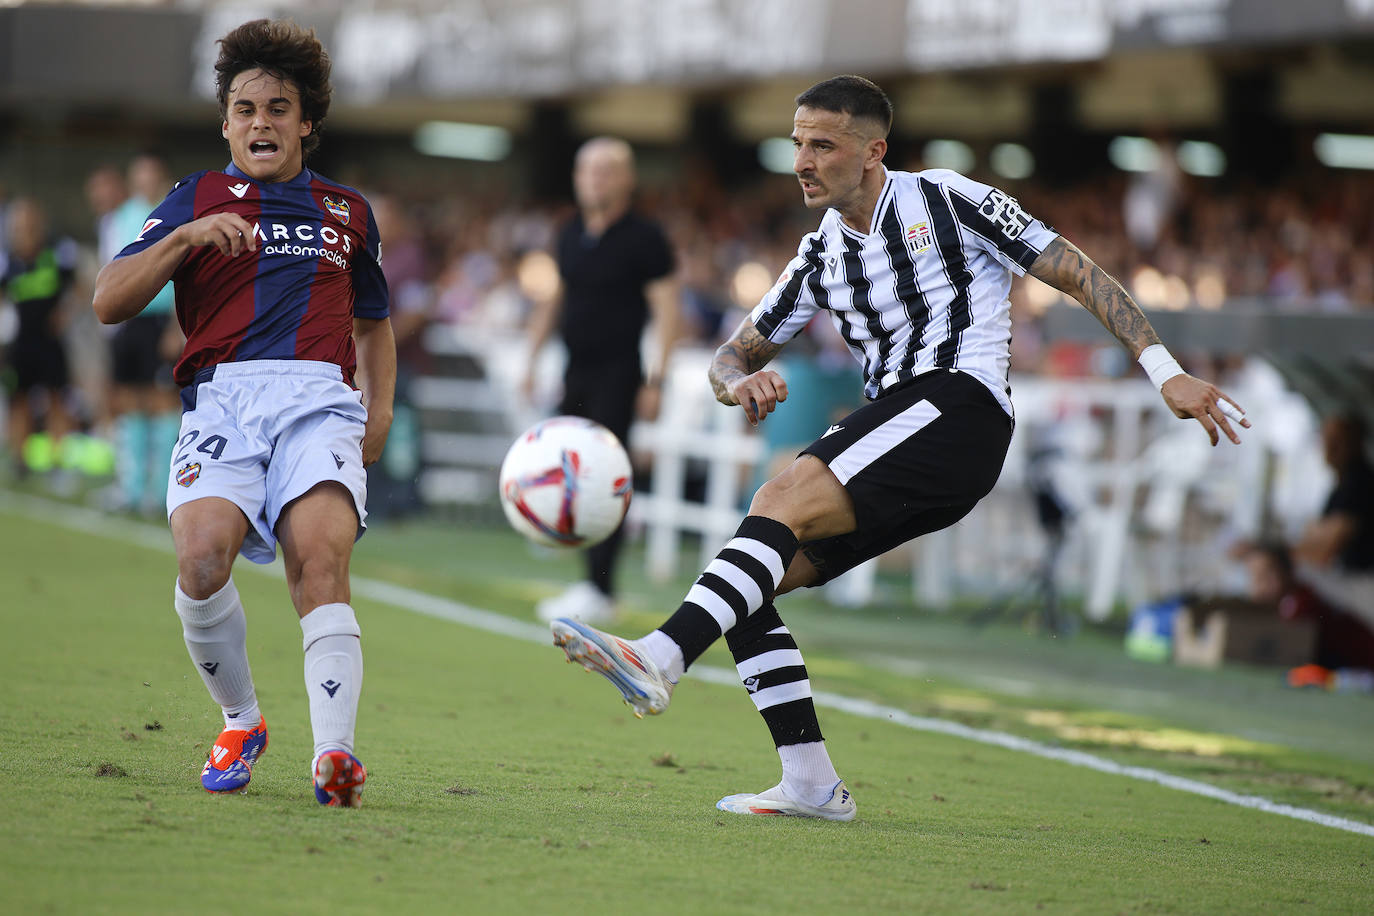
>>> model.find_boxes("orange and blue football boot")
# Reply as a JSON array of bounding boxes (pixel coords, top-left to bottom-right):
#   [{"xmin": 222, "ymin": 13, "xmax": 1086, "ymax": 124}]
[
  {"xmin": 313, "ymin": 749, "xmax": 367, "ymax": 807},
  {"xmin": 201, "ymin": 716, "xmax": 268, "ymax": 793}
]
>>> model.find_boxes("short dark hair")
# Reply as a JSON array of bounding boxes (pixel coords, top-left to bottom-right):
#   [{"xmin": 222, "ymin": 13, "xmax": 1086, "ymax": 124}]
[
  {"xmin": 795, "ymin": 75, "xmax": 893, "ymax": 137},
  {"xmin": 215, "ymin": 19, "xmax": 332, "ymax": 159}
]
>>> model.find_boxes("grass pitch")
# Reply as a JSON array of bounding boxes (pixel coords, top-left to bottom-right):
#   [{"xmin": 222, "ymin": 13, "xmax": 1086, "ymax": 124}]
[{"xmin": 1, "ymin": 493, "xmax": 1371, "ymax": 914}]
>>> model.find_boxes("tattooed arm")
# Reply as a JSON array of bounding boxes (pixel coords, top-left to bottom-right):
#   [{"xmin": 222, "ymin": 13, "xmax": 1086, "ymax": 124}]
[
  {"xmin": 1028, "ymin": 235, "xmax": 1249, "ymax": 446},
  {"xmin": 1027, "ymin": 236, "xmax": 1161, "ymax": 358},
  {"xmin": 710, "ymin": 317, "xmax": 788, "ymax": 426}
]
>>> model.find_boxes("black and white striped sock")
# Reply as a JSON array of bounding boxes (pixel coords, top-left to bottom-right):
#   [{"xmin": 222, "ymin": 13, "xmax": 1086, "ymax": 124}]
[
  {"xmin": 727, "ymin": 602, "xmax": 840, "ymax": 804},
  {"xmin": 657, "ymin": 516, "xmax": 797, "ymax": 668},
  {"xmin": 725, "ymin": 601, "xmax": 823, "ymax": 746}
]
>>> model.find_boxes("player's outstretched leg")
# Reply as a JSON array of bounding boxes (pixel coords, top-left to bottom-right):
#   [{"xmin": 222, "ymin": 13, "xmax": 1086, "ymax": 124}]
[
  {"xmin": 715, "ymin": 601, "xmax": 856, "ymax": 821},
  {"xmin": 301, "ymin": 603, "xmax": 365, "ymax": 807},
  {"xmin": 176, "ymin": 578, "xmax": 266, "ymax": 793},
  {"xmin": 550, "ymin": 515, "xmax": 796, "ymax": 716},
  {"xmin": 551, "ymin": 617, "xmax": 676, "ymax": 717}
]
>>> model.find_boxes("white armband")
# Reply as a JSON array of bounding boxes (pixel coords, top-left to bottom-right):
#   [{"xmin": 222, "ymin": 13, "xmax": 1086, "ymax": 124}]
[{"xmin": 1137, "ymin": 344, "xmax": 1184, "ymax": 390}]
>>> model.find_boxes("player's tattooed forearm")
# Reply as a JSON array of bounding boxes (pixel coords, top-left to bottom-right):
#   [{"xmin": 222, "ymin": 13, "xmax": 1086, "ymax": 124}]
[
  {"xmin": 1031, "ymin": 237, "xmax": 1161, "ymax": 356},
  {"xmin": 1088, "ymin": 267, "xmax": 1160, "ymax": 354},
  {"xmin": 709, "ymin": 322, "xmax": 782, "ymax": 404}
]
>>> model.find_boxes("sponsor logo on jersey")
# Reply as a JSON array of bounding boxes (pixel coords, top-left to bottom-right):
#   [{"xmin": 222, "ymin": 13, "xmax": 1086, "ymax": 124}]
[
  {"xmin": 825, "ymin": 254, "xmax": 841, "ymax": 276},
  {"xmin": 906, "ymin": 221, "xmax": 932, "ymax": 253},
  {"xmin": 822, "ymin": 424, "xmax": 844, "ymax": 438},
  {"xmin": 249, "ymin": 219, "xmax": 353, "ymax": 268},
  {"xmin": 978, "ymin": 189, "xmax": 1031, "ymax": 240},
  {"xmin": 176, "ymin": 461, "xmax": 202, "ymax": 487},
  {"xmin": 322, "ymin": 195, "xmax": 350, "ymax": 226},
  {"xmin": 228, "ymin": 182, "xmax": 251, "ymax": 199},
  {"xmin": 134, "ymin": 218, "xmax": 162, "ymax": 243}
]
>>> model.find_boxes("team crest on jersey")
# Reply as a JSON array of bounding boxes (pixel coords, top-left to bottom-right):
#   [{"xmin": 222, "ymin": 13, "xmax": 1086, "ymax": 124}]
[
  {"xmin": 906, "ymin": 221, "xmax": 932, "ymax": 253},
  {"xmin": 175, "ymin": 462, "xmax": 201, "ymax": 488},
  {"xmin": 322, "ymin": 196, "xmax": 350, "ymax": 226}
]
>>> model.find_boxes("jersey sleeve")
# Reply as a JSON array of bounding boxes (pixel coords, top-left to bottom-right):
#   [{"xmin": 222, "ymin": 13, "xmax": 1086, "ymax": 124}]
[
  {"xmin": 747, "ymin": 232, "xmax": 825, "ymax": 345},
  {"xmin": 114, "ymin": 172, "xmax": 204, "ymax": 260},
  {"xmin": 936, "ymin": 170, "xmax": 1057, "ymax": 276},
  {"xmin": 351, "ymin": 206, "xmax": 390, "ymax": 319}
]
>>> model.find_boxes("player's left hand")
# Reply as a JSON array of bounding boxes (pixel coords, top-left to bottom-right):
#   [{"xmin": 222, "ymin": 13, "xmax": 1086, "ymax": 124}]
[
  {"xmin": 361, "ymin": 409, "xmax": 392, "ymax": 466},
  {"xmin": 1160, "ymin": 374, "xmax": 1250, "ymax": 446}
]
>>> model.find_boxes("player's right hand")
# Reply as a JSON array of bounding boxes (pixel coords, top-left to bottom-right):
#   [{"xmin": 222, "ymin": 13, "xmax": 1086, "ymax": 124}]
[
  {"xmin": 727, "ymin": 370, "xmax": 787, "ymax": 426},
  {"xmin": 178, "ymin": 213, "xmax": 258, "ymax": 257}
]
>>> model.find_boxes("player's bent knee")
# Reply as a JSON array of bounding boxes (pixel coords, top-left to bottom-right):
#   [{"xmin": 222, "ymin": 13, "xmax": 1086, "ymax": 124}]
[{"xmin": 749, "ymin": 456, "xmax": 855, "ymax": 543}]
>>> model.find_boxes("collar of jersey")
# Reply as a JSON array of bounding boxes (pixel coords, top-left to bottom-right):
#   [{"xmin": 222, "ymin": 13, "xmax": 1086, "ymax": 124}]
[
  {"xmin": 225, "ymin": 162, "xmax": 314, "ymax": 187},
  {"xmin": 833, "ymin": 168, "xmax": 894, "ymax": 240}
]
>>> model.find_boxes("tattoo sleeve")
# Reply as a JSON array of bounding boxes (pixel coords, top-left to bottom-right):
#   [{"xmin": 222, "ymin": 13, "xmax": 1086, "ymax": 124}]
[
  {"xmin": 1028, "ymin": 236, "xmax": 1161, "ymax": 358},
  {"xmin": 709, "ymin": 318, "xmax": 784, "ymax": 404}
]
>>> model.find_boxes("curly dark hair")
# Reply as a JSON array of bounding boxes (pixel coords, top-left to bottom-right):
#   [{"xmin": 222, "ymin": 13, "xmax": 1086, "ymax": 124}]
[
  {"xmin": 215, "ymin": 19, "xmax": 332, "ymax": 159},
  {"xmin": 795, "ymin": 75, "xmax": 893, "ymax": 137}
]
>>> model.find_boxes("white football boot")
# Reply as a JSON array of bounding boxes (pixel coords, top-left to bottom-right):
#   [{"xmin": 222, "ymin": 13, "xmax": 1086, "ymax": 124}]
[
  {"xmin": 716, "ymin": 780, "xmax": 857, "ymax": 821},
  {"xmin": 550, "ymin": 617, "xmax": 674, "ymax": 718}
]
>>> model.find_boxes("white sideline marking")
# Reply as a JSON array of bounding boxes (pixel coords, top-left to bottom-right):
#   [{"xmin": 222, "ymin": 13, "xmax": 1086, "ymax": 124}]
[{"xmin": 5, "ymin": 490, "xmax": 1372, "ymax": 839}]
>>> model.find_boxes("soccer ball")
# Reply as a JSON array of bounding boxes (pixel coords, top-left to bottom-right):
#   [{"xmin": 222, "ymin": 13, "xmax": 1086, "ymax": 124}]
[{"xmin": 498, "ymin": 416, "xmax": 633, "ymax": 548}]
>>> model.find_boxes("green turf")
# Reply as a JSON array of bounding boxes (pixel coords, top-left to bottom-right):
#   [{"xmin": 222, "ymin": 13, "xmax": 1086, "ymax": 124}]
[{"xmin": 2, "ymin": 494, "xmax": 1372, "ymax": 914}]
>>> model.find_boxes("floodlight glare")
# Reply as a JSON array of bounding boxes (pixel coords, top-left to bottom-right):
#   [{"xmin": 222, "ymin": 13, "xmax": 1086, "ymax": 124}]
[
  {"xmin": 758, "ymin": 138, "xmax": 796, "ymax": 175},
  {"xmin": 989, "ymin": 143, "xmax": 1034, "ymax": 180},
  {"xmin": 922, "ymin": 139, "xmax": 974, "ymax": 173},
  {"xmin": 1176, "ymin": 140, "xmax": 1225, "ymax": 177},
  {"xmin": 1108, "ymin": 136, "xmax": 1161, "ymax": 173},
  {"xmin": 1314, "ymin": 133, "xmax": 1374, "ymax": 171},
  {"xmin": 413, "ymin": 121, "xmax": 511, "ymax": 161}
]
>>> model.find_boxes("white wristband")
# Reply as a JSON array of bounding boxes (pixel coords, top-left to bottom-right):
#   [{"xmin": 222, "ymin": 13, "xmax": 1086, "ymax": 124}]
[{"xmin": 1138, "ymin": 344, "xmax": 1184, "ymax": 391}]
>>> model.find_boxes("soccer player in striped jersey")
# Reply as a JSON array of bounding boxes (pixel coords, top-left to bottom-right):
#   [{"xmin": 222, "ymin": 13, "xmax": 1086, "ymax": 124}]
[
  {"xmin": 93, "ymin": 20, "xmax": 395, "ymax": 807},
  {"xmin": 552, "ymin": 75, "xmax": 1249, "ymax": 821}
]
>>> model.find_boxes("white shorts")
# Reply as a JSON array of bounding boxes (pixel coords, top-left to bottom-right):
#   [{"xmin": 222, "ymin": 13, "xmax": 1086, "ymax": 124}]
[{"xmin": 166, "ymin": 360, "xmax": 369, "ymax": 564}]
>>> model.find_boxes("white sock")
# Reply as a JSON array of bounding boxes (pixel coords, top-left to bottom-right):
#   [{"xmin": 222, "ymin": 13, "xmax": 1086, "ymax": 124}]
[
  {"xmin": 175, "ymin": 578, "xmax": 260, "ymax": 730},
  {"xmin": 637, "ymin": 629, "xmax": 685, "ymax": 684},
  {"xmin": 779, "ymin": 741, "xmax": 841, "ymax": 806},
  {"xmin": 301, "ymin": 603, "xmax": 363, "ymax": 759}
]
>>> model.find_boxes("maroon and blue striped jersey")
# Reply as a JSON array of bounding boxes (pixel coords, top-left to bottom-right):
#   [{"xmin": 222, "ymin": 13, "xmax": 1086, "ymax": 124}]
[{"xmin": 117, "ymin": 163, "xmax": 389, "ymax": 387}]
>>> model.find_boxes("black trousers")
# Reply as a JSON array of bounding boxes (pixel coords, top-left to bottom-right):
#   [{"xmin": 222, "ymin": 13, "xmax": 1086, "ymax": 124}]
[{"xmin": 559, "ymin": 357, "xmax": 642, "ymax": 596}]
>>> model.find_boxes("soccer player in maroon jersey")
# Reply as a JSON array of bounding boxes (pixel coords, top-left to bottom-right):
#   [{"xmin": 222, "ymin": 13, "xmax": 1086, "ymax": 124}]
[{"xmin": 92, "ymin": 19, "xmax": 395, "ymax": 807}]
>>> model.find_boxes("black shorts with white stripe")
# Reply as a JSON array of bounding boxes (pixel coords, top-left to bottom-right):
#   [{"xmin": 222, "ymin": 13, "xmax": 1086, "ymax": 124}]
[{"xmin": 798, "ymin": 368, "xmax": 1013, "ymax": 585}]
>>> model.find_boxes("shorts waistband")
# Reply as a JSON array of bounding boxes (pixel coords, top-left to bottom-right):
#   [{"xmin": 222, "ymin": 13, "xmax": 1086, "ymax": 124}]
[
  {"xmin": 181, "ymin": 360, "xmax": 347, "ymax": 412},
  {"xmin": 194, "ymin": 360, "xmax": 345, "ymax": 383}
]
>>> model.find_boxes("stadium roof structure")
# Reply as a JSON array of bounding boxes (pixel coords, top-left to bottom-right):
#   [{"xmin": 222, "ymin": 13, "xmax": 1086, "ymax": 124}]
[{"xmin": 3, "ymin": 0, "xmax": 1374, "ymax": 108}]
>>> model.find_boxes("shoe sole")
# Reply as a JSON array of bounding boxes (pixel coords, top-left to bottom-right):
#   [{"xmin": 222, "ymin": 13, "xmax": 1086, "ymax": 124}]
[
  {"xmin": 716, "ymin": 793, "xmax": 857, "ymax": 822},
  {"xmin": 551, "ymin": 619, "xmax": 666, "ymax": 718}
]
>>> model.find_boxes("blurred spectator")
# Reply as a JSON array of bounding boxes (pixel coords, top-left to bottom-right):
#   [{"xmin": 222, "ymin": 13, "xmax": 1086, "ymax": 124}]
[
  {"xmin": 85, "ymin": 164, "xmax": 127, "ymax": 264},
  {"xmin": 1289, "ymin": 413, "xmax": 1374, "ymax": 623},
  {"xmin": 0, "ymin": 197, "xmax": 80, "ymax": 478},
  {"xmin": 99, "ymin": 153, "xmax": 183, "ymax": 514},
  {"xmin": 524, "ymin": 137, "xmax": 683, "ymax": 625},
  {"xmin": 1244, "ymin": 541, "xmax": 1374, "ymax": 677}
]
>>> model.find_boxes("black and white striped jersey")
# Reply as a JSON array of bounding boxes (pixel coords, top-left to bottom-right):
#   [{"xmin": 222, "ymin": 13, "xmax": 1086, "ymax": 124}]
[{"xmin": 749, "ymin": 168, "xmax": 1058, "ymax": 416}]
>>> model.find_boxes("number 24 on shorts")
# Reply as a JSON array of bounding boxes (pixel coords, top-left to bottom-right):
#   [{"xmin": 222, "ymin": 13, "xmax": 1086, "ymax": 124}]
[{"xmin": 175, "ymin": 429, "xmax": 229, "ymax": 463}]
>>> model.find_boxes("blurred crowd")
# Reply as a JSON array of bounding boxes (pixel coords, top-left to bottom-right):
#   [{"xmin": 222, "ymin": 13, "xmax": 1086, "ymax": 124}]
[
  {"xmin": 370, "ymin": 158, "xmax": 1374, "ymax": 384},
  {"xmin": 2, "ymin": 154, "xmax": 1373, "ymax": 484}
]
